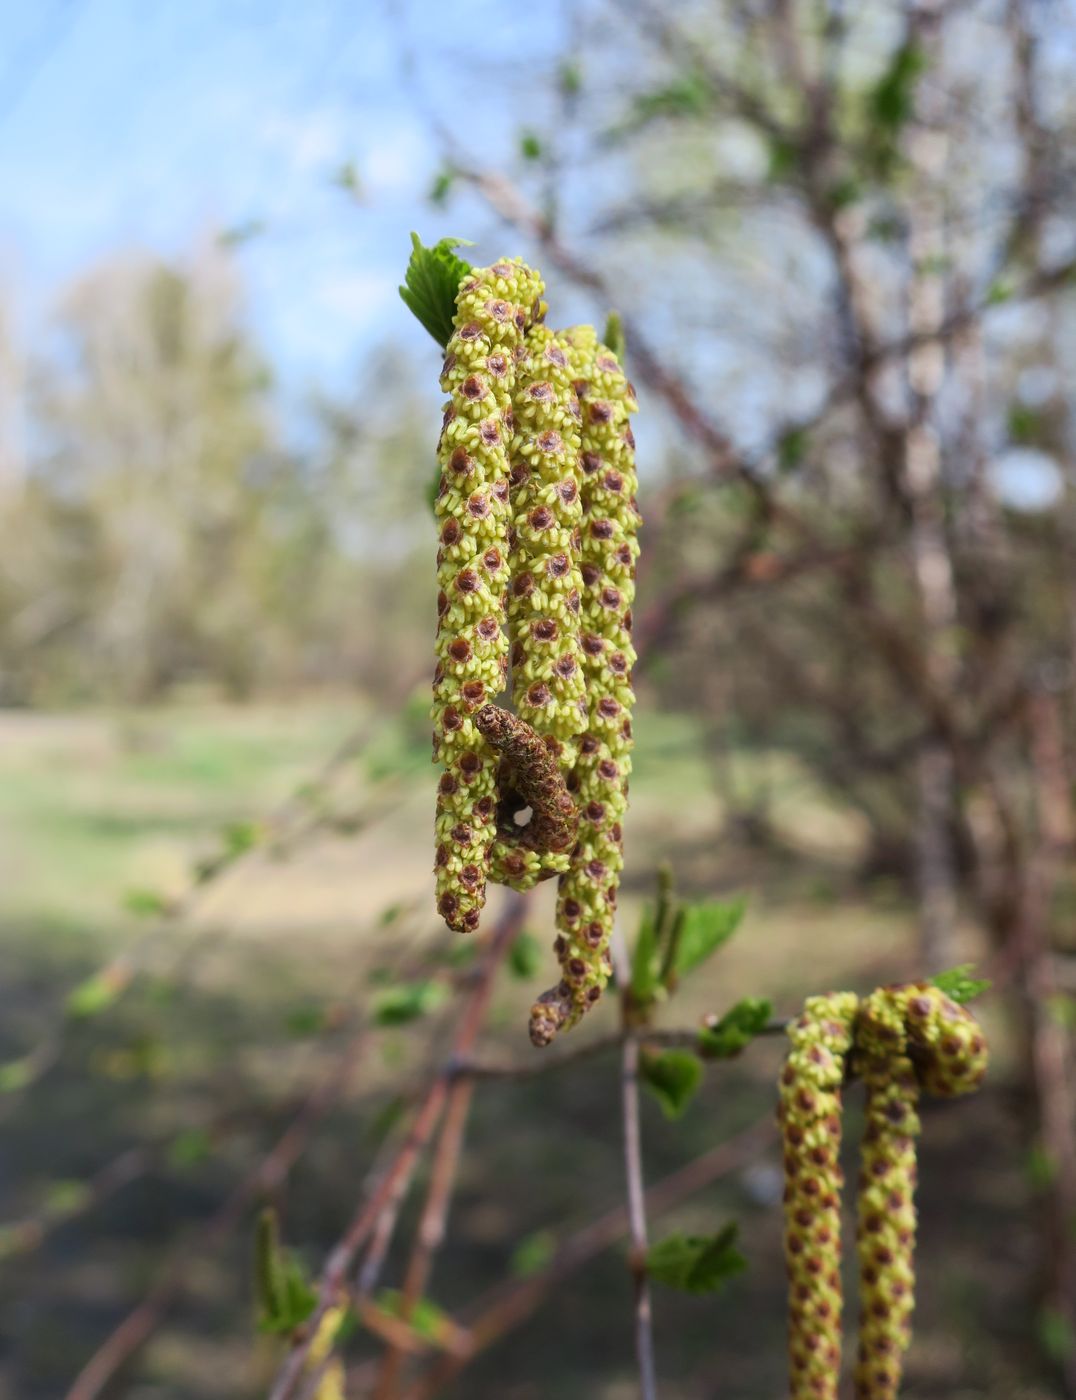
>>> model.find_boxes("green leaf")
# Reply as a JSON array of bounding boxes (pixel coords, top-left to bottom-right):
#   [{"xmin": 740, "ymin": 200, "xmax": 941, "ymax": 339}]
[
  {"xmin": 931, "ymin": 964, "xmax": 990, "ymax": 1005},
  {"xmin": 255, "ymin": 1208, "xmax": 318, "ymax": 1336},
  {"xmin": 376, "ymin": 1289, "xmax": 452, "ymax": 1342},
  {"xmin": 372, "ymin": 979, "xmax": 448, "ymax": 1026},
  {"xmin": 603, "ymin": 311, "xmax": 626, "ymax": 362},
  {"xmin": 674, "ymin": 898, "xmax": 746, "ymax": 979},
  {"xmin": 646, "ymin": 1224, "xmax": 746, "ymax": 1294},
  {"xmin": 429, "ymin": 168, "xmax": 455, "ymax": 206},
  {"xmin": 519, "ymin": 130, "xmax": 543, "ymax": 161},
  {"xmin": 698, "ymin": 996, "xmax": 773, "ymax": 1058},
  {"xmin": 511, "ymin": 1229, "xmax": 556, "ymax": 1277},
  {"xmin": 43, "ymin": 1179, "xmax": 91, "ymax": 1216},
  {"xmin": 1038, "ymin": 1305, "xmax": 1076, "ymax": 1363},
  {"xmin": 66, "ymin": 970, "xmax": 126, "ymax": 1019},
  {"xmin": 558, "ymin": 61, "xmax": 582, "ymax": 96},
  {"xmin": 869, "ymin": 42, "xmax": 925, "ymax": 131},
  {"xmin": 285, "ymin": 1005, "xmax": 324, "ymax": 1037},
  {"xmin": 767, "ymin": 137, "xmax": 798, "ymax": 181},
  {"xmin": 399, "ymin": 232, "xmax": 474, "ymax": 347},
  {"xmin": 0, "ymin": 1057, "xmax": 33, "ymax": 1093},
  {"xmin": 633, "ymin": 72, "xmax": 711, "ymax": 123},
  {"xmin": 169, "ymin": 1127, "xmax": 213, "ymax": 1168},
  {"xmin": 122, "ymin": 886, "xmax": 170, "ymax": 917},
  {"xmin": 222, "ymin": 819, "xmax": 260, "ymax": 856},
  {"xmin": 985, "ymin": 278, "xmax": 1013, "ymax": 306},
  {"xmin": 630, "ymin": 905, "xmax": 661, "ymax": 1004},
  {"xmin": 508, "ymin": 930, "xmax": 542, "ymax": 979},
  {"xmin": 777, "ymin": 427, "xmax": 809, "ymax": 473},
  {"xmin": 639, "ymin": 1048, "xmax": 703, "ymax": 1119},
  {"xmin": 1007, "ymin": 402, "xmax": 1039, "ymax": 444}
]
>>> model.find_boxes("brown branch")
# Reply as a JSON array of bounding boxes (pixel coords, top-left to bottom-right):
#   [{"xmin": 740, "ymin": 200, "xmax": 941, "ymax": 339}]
[
  {"xmin": 266, "ymin": 892, "xmax": 529, "ymax": 1400},
  {"xmin": 397, "ymin": 1114, "xmax": 777, "ymax": 1400},
  {"xmin": 64, "ymin": 1021, "xmax": 373, "ymax": 1400}
]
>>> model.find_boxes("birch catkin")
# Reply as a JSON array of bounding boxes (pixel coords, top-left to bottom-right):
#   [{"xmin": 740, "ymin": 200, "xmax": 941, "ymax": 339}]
[
  {"xmin": 432, "ymin": 259, "xmax": 543, "ymax": 932},
  {"xmin": 779, "ymin": 982, "xmax": 988, "ymax": 1399},
  {"xmin": 532, "ymin": 327, "xmax": 640, "ymax": 1047},
  {"xmin": 487, "ymin": 323, "xmax": 588, "ymax": 892},
  {"xmin": 779, "ymin": 992, "xmax": 858, "ymax": 1400}
]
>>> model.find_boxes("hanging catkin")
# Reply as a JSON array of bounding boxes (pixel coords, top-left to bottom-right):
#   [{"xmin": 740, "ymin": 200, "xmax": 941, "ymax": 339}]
[
  {"xmin": 531, "ymin": 326, "xmax": 640, "ymax": 1048},
  {"xmin": 779, "ymin": 992, "xmax": 858, "ymax": 1400},
  {"xmin": 778, "ymin": 982, "xmax": 988, "ymax": 1400},
  {"xmin": 432, "ymin": 258, "xmax": 543, "ymax": 932}
]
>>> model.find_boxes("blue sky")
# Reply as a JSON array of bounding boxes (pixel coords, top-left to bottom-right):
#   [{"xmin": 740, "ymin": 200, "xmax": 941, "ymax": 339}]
[{"xmin": 0, "ymin": 0, "xmax": 570, "ymax": 400}]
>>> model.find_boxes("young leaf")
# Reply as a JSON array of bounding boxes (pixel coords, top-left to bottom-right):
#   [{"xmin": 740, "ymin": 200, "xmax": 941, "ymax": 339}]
[
  {"xmin": 869, "ymin": 42, "xmax": 926, "ymax": 132},
  {"xmin": 639, "ymin": 1048, "xmax": 703, "ymax": 1119},
  {"xmin": 508, "ymin": 930, "xmax": 541, "ymax": 979},
  {"xmin": 603, "ymin": 312, "xmax": 626, "ymax": 361},
  {"xmin": 255, "ymin": 1208, "xmax": 289, "ymax": 1330},
  {"xmin": 399, "ymin": 233, "xmax": 474, "ymax": 348},
  {"xmin": 376, "ymin": 1289, "xmax": 452, "ymax": 1342},
  {"xmin": 630, "ymin": 904, "xmax": 661, "ymax": 1004},
  {"xmin": 931, "ymin": 964, "xmax": 990, "ymax": 1005},
  {"xmin": 698, "ymin": 996, "xmax": 773, "ymax": 1058},
  {"xmin": 674, "ymin": 897, "xmax": 746, "ymax": 979},
  {"xmin": 511, "ymin": 1229, "xmax": 556, "ymax": 1277},
  {"xmin": 122, "ymin": 886, "xmax": 170, "ymax": 917},
  {"xmin": 645, "ymin": 1223, "xmax": 746, "ymax": 1294},
  {"xmin": 66, "ymin": 969, "xmax": 129, "ymax": 1019},
  {"xmin": 372, "ymin": 979, "xmax": 448, "ymax": 1026}
]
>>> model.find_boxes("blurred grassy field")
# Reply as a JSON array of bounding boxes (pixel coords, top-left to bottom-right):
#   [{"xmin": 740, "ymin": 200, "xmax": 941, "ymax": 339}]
[{"xmin": 0, "ymin": 699, "xmax": 1051, "ymax": 1398}]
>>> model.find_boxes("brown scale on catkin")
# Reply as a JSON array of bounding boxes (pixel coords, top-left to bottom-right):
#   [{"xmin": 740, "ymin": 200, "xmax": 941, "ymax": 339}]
[
  {"xmin": 779, "ymin": 992, "xmax": 858, "ymax": 1400},
  {"xmin": 432, "ymin": 258, "xmax": 543, "ymax": 932},
  {"xmin": 487, "ymin": 322, "xmax": 589, "ymax": 893},
  {"xmin": 850, "ymin": 984, "xmax": 988, "ymax": 1400},
  {"xmin": 529, "ymin": 326, "xmax": 640, "ymax": 1048}
]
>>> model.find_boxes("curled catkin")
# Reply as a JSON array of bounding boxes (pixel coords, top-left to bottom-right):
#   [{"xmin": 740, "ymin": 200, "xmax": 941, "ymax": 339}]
[
  {"xmin": 779, "ymin": 992, "xmax": 858, "ymax": 1400},
  {"xmin": 531, "ymin": 326, "xmax": 640, "ymax": 1046},
  {"xmin": 488, "ymin": 324, "xmax": 588, "ymax": 892},
  {"xmin": 851, "ymin": 984, "xmax": 988, "ymax": 1400},
  {"xmin": 432, "ymin": 258, "xmax": 543, "ymax": 932},
  {"xmin": 475, "ymin": 705, "xmax": 579, "ymax": 870}
]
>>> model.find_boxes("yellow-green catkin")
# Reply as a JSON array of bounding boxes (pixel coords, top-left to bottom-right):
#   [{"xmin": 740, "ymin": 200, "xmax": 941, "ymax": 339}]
[
  {"xmin": 779, "ymin": 992, "xmax": 859, "ymax": 1400},
  {"xmin": 487, "ymin": 324, "xmax": 587, "ymax": 891},
  {"xmin": 851, "ymin": 984, "xmax": 988, "ymax": 1400},
  {"xmin": 432, "ymin": 258, "xmax": 543, "ymax": 931},
  {"xmin": 530, "ymin": 327, "xmax": 640, "ymax": 1047}
]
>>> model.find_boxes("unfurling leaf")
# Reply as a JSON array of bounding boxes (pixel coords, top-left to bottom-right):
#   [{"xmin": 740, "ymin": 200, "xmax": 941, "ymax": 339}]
[
  {"xmin": 698, "ymin": 996, "xmax": 773, "ymax": 1058},
  {"xmin": 646, "ymin": 1223, "xmax": 746, "ymax": 1293},
  {"xmin": 674, "ymin": 897, "xmax": 746, "ymax": 978},
  {"xmin": 372, "ymin": 979, "xmax": 448, "ymax": 1026},
  {"xmin": 630, "ymin": 905, "xmax": 661, "ymax": 1004},
  {"xmin": 399, "ymin": 233, "xmax": 474, "ymax": 348},
  {"xmin": 639, "ymin": 1047, "xmax": 703, "ymax": 1119},
  {"xmin": 508, "ymin": 929, "xmax": 542, "ymax": 979},
  {"xmin": 931, "ymin": 964, "xmax": 990, "ymax": 1005}
]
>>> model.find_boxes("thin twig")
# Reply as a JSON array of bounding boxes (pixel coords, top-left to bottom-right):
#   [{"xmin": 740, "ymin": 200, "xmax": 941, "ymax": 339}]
[
  {"xmin": 266, "ymin": 892, "xmax": 529, "ymax": 1400},
  {"xmin": 64, "ymin": 1021, "xmax": 373, "ymax": 1400},
  {"xmin": 395, "ymin": 1114, "xmax": 776, "ymax": 1400},
  {"xmin": 612, "ymin": 930, "xmax": 658, "ymax": 1400}
]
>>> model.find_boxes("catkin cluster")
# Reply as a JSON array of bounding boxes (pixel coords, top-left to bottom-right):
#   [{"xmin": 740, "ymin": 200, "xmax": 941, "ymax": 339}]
[
  {"xmin": 778, "ymin": 983, "xmax": 987, "ymax": 1400},
  {"xmin": 431, "ymin": 256, "xmax": 640, "ymax": 1047}
]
